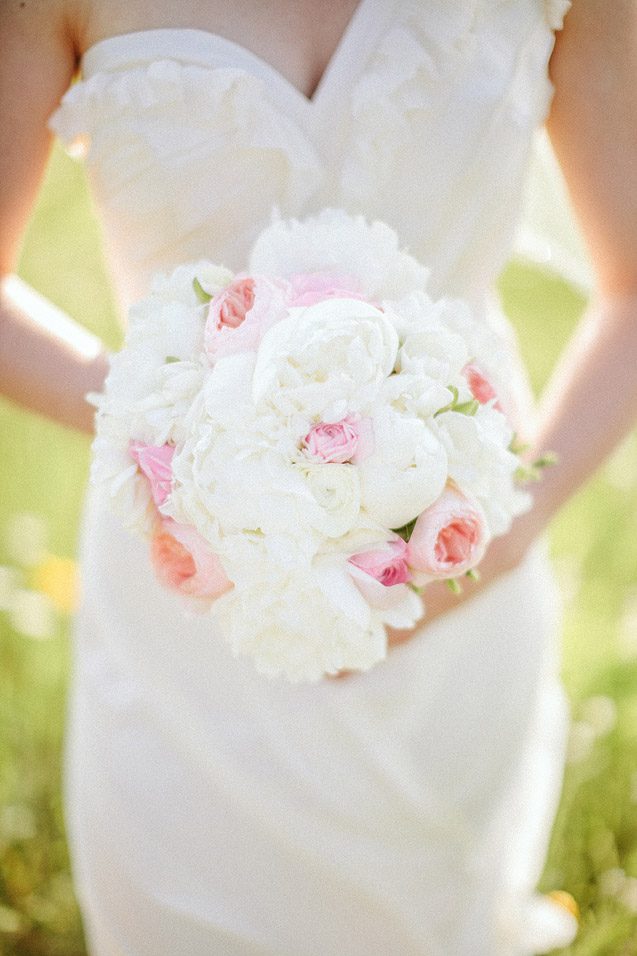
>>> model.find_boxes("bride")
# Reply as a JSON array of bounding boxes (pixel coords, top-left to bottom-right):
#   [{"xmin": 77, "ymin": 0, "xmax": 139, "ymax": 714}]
[{"xmin": 2, "ymin": 1, "xmax": 636, "ymax": 953}]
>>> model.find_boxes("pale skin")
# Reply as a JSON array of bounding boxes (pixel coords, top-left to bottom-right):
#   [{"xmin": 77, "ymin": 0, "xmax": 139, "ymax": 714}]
[{"xmin": 1, "ymin": 0, "xmax": 636, "ymax": 660}]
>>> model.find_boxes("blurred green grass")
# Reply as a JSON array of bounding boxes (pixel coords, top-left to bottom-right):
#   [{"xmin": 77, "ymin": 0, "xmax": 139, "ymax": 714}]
[{"xmin": 1, "ymin": 145, "xmax": 637, "ymax": 954}]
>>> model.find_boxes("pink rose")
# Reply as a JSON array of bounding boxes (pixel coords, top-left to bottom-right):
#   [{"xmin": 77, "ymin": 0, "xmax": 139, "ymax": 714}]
[
  {"xmin": 463, "ymin": 363, "xmax": 502, "ymax": 412},
  {"xmin": 130, "ymin": 441, "xmax": 175, "ymax": 507},
  {"xmin": 150, "ymin": 518, "xmax": 233, "ymax": 600},
  {"xmin": 348, "ymin": 539, "xmax": 412, "ymax": 587},
  {"xmin": 211, "ymin": 277, "xmax": 256, "ymax": 330},
  {"xmin": 204, "ymin": 275, "xmax": 291, "ymax": 361},
  {"xmin": 304, "ymin": 414, "xmax": 374, "ymax": 464},
  {"xmin": 288, "ymin": 272, "xmax": 367, "ymax": 307},
  {"xmin": 406, "ymin": 486, "xmax": 488, "ymax": 581}
]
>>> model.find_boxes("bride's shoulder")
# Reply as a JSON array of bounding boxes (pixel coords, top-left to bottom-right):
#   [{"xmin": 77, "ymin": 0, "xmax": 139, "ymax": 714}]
[
  {"xmin": 549, "ymin": 0, "xmax": 634, "ymax": 82},
  {"xmin": 0, "ymin": 0, "xmax": 82, "ymax": 61},
  {"xmin": 547, "ymin": 0, "xmax": 637, "ymax": 295},
  {"xmin": 0, "ymin": 0, "xmax": 82, "ymax": 277},
  {"xmin": 543, "ymin": 0, "xmax": 572, "ymax": 31},
  {"xmin": 0, "ymin": 0, "xmax": 80, "ymax": 105}
]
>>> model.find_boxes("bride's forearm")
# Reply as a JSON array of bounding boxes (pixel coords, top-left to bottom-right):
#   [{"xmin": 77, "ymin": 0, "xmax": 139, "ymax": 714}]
[
  {"xmin": 0, "ymin": 274, "xmax": 109, "ymax": 435},
  {"xmin": 522, "ymin": 294, "xmax": 637, "ymax": 534},
  {"xmin": 534, "ymin": 0, "xmax": 637, "ymax": 530},
  {"xmin": 386, "ymin": 295, "xmax": 637, "ymax": 649}
]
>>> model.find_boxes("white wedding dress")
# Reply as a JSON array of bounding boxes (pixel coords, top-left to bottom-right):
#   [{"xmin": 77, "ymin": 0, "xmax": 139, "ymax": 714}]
[{"xmin": 49, "ymin": 2, "xmax": 579, "ymax": 953}]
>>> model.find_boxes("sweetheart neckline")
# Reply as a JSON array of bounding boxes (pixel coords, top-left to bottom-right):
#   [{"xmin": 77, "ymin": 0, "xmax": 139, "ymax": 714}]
[{"xmin": 79, "ymin": 0, "xmax": 392, "ymax": 115}]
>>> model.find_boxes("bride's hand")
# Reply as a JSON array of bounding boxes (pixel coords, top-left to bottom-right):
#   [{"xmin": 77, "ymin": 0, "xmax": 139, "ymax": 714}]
[
  {"xmin": 385, "ymin": 510, "xmax": 539, "ymax": 649},
  {"xmin": 327, "ymin": 507, "xmax": 543, "ymax": 680}
]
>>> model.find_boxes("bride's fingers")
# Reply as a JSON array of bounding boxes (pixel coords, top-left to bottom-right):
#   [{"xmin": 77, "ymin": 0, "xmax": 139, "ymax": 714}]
[
  {"xmin": 385, "ymin": 574, "xmax": 486, "ymax": 647},
  {"xmin": 328, "ymin": 538, "xmax": 525, "ymax": 674},
  {"xmin": 326, "ymin": 667, "xmax": 357, "ymax": 681},
  {"xmin": 386, "ymin": 533, "xmax": 534, "ymax": 647}
]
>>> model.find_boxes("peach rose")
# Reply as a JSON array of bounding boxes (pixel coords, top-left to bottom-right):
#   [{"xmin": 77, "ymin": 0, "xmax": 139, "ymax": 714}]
[
  {"xmin": 204, "ymin": 275, "xmax": 290, "ymax": 361},
  {"xmin": 151, "ymin": 518, "xmax": 233, "ymax": 600},
  {"xmin": 210, "ymin": 277, "xmax": 256, "ymax": 330},
  {"xmin": 129, "ymin": 441, "xmax": 175, "ymax": 507},
  {"xmin": 406, "ymin": 486, "xmax": 488, "ymax": 581},
  {"xmin": 348, "ymin": 539, "xmax": 412, "ymax": 587}
]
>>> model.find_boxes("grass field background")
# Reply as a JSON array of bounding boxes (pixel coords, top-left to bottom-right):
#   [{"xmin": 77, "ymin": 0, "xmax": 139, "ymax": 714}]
[{"xmin": 1, "ymin": 145, "xmax": 637, "ymax": 954}]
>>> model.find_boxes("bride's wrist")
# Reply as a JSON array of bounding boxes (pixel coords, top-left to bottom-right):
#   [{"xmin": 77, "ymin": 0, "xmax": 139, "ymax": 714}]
[{"xmin": 77, "ymin": 350, "xmax": 110, "ymax": 434}]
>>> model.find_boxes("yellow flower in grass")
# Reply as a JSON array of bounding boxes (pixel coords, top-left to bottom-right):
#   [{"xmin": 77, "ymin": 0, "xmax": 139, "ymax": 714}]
[
  {"xmin": 31, "ymin": 554, "xmax": 78, "ymax": 614},
  {"xmin": 547, "ymin": 890, "xmax": 580, "ymax": 922}
]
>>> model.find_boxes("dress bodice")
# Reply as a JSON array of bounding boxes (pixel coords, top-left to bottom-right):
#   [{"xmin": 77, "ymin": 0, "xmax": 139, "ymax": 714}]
[{"xmin": 49, "ymin": 0, "xmax": 570, "ymax": 314}]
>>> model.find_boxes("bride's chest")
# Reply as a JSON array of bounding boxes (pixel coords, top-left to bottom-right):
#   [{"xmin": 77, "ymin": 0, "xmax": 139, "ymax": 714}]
[
  {"xmin": 83, "ymin": 0, "xmax": 362, "ymax": 102},
  {"xmin": 51, "ymin": 0, "xmax": 563, "ymax": 302}
]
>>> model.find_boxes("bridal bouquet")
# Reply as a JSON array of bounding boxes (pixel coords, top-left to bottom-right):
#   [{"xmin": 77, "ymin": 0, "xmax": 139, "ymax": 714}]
[{"xmin": 91, "ymin": 210, "xmax": 532, "ymax": 681}]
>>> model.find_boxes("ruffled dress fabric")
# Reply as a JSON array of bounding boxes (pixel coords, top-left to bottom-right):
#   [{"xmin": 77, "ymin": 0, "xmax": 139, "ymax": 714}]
[{"xmin": 50, "ymin": 1, "xmax": 577, "ymax": 953}]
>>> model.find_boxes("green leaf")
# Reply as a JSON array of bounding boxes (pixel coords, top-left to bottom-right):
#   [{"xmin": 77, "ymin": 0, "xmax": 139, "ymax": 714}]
[
  {"xmin": 164, "ymin": 355, "xmax": 180, "ymax": 364},
  {"xmin": 515, "ymin": 449, "xmax": 559, "ymax": 484},
  {"xmin": 465, "ymin": 568, "xmax": 481, "ymax": 582},
  {"xmin": 434, "ymin": 385, "xmax": 459, "ymax": 417},
  {"xmin": 515, "ymin": 464, "xmax": 541, "ymax": 483},
  {"xmin": 532, "ymin": 451, "xmax": 558, "ymax": 470},
  {"xmin": 392, "ymin": 517, "xmax": 418, "ymax": 542},
  {"xmin": 453, "ymin": 398, "xmax": 480, "ymax": 416},
  {"xmin": 193, "ymin": 276, "xmax": 213, "ymax": 303},
  {"xmin": 509, "ymin": 432, "xmax": 530, "ymax": 456},
  {"xmin": 446, "ymin": 577, "xmax": 462, "ymax": 595}
]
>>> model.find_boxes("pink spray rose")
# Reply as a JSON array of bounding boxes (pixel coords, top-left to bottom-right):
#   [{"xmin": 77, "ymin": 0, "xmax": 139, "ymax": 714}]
[
  {"xmin": 287, "ymin": 272, "xmax": 367, "ymax": 307},
  {"xmin": 462, "ymin": 363, "xmax": 502, "ymax": 412},
  {"xmin": 211, "ymin": 277, "xmax": 256, "ymax": 329},
  {"xmin": 304, "ymin": 415, "xmax": 374, "ymax": 464},
  {"xmin": 406, "ymin": 486, "xmax": 488, "ymax": 582},
  {"xmin": 150, "ymin": 518, "xmax": 234, "ymax": 600},
  {"xmin": 204, "ymin": 275, "xmax": 291, "ymax": 361},
  {"xmin": 348, "ymin": 539, "xmax": 412, "ymax": 587},
  {"xmin": 129, "ymin": 441, "xmax": 175, "ymax": 507}
]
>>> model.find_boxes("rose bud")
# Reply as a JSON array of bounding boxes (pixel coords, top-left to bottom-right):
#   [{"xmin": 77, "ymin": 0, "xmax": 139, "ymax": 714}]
[
  {"xmin": 348, "ymin": 538, "xmax": 412, "ymax": 587},
  {"xmin": 129, "ymin": 441, "xmax": 175, "ymax": 507},
  {"xmin": 304, "ymin": 415, "xmax": 374, "ymax": 464},
  {"xmin": 462, "ymin": 362, "xmax": 503, "ymax": 412}
]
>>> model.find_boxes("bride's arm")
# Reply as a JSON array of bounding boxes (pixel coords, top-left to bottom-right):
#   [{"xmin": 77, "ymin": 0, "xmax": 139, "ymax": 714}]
[
  {"xmin": 0, "ymin": 0, "xmax": 109, "ymax": 435},
  {"xmin": 388, "ymin": 0, "xmax": 637, "ymax": 642}
]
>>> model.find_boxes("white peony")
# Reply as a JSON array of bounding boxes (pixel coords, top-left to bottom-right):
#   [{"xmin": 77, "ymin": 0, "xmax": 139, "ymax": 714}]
[
  {"xmin": 126, "ymin": 299, "xmax": 207, "ymax": 368},
  {"xmin": 398, "ymin": 324, "xmax": 470, "ymax": 383},
  {"xmin": 379, "ymin": 368, "xmax": 451, "ymax": 420},
  {"xmin": 217, "ymin": 558, "xmax": 390, "ymax": 681},
  {"xmin": 89, "ymin": 423, "xmax": 155, "ymax": 533},
  {"xmin": 133, "ymin": 361, "xmax": 205, "ymax": 446},
  {"xmin": 252, "ymin": 298, "xmax": 399, "ymax": 418},
  {"xmin": 358, "ymin": 406, "xmax": 448, "ymax": 528},
  {"xmin": 434, "ymin": 406, "xmax": 531, "ymax": 536},
  {"xmin": 171, "ymin": 438, "xmax": 317, "ymax": 544},
  {"xmin": 149, "ymin": 260, "xmax": 234, "ymax": 306},
  {"xmin": 429, "ymin": 294, "xmax": 521, "ymax": 419},
  {"xmin": 249, "ymin": 208, "xmax": 429, "ymax": 299},
  {"xmin": 297, "ymin": 462, "xmax": 361, "ymax": 538},
  {"xmin": 386, "ymin": 292, "xmax": 471, "ymax": 383}
]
